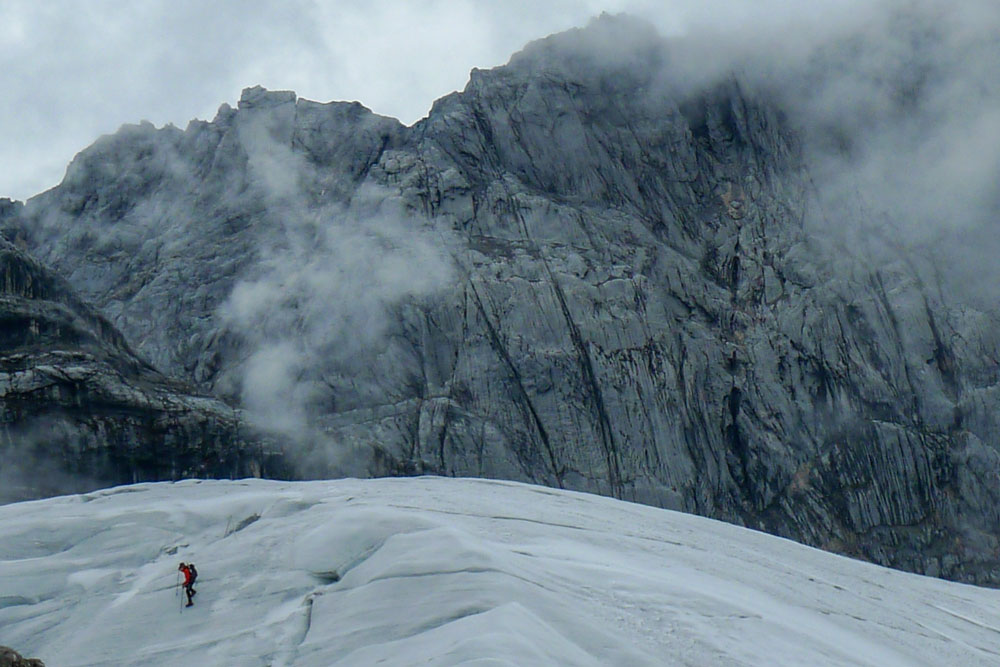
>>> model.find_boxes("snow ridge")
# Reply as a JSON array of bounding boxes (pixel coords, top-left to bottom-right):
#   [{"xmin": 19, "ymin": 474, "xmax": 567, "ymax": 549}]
[{"xmin": 2, "ymin": 477, "xmax": 999, "ymax": 665}]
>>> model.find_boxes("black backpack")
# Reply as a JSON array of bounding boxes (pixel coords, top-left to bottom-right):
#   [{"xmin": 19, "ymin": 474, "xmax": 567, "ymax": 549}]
[{"xmin": 189, "ymin": 564, "xmax": 198, "ymax": 584}]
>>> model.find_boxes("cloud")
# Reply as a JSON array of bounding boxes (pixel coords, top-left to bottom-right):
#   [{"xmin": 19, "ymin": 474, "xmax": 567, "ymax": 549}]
[
  {"xmin": 762, "ymin": 0, "xmax": 1000, "ymax": 300},
  {"xmin": 6, "ymin": 0, "xmax": 997, "ymax": 208},
  {"xmin": 217, "ymin": 121, "xmax": 456, "ymax": 453},
  {"xmin": 0, "ymin": 0, "xmax": 642, "ymax": 201},
  {"xmin": 3, "ymin": 0, "xmax": 997, "ymax": 478},
  {"xmin": 0, "ymin": 421, "xmax": 112, "ymax": 502},
  {"xmin": 3, "ymin": 0, "xmax": 994, "ymax": 289},
  {"xmin": 584, "ymin": 0, "xmax": 1000, "ymax": 304},
  {"xmin": 0, "ymin": 0, "xmax": 870, "ymax": 199}
]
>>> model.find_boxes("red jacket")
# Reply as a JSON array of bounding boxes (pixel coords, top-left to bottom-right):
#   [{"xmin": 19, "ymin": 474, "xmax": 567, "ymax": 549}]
[{"xmin": 181, "ymin": 565, "xmax": 193, "ymax": 586}]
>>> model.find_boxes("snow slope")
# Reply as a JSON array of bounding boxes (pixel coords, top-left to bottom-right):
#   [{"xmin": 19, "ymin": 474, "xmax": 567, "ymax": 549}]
[{"xmin": 2, "ymin": 478, "xmax": 999, "ymax": 666}]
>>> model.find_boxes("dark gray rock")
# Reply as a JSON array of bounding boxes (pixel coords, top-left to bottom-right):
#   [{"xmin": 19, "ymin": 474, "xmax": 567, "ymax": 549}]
[
  {"xmin": 5, "ymin": 15, "xmax": 1000, "ymax": 583},
  {"xmin": 0, "ymin": 236, "xmax": 284, "ymax": 502},
  {"xmin": 0, "ymin": 646, "xmax": 44, "ymax": 667}
]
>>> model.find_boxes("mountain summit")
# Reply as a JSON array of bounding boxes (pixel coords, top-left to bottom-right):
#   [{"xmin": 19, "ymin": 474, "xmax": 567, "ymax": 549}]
[{"xmin": 3, "ymin": 15, "xmax": 999, "ymax": 584}]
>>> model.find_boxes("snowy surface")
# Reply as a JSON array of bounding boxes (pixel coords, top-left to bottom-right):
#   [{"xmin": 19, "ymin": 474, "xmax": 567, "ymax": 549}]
[{"xmin": 2, "ymin": 477, "xmax": 999, "ymax": 666}]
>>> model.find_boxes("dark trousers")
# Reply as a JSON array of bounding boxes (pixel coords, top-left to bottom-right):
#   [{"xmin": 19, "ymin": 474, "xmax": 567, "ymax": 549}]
[{"xmin": 184, "ymin": 583, "xmax": 196, "ymax": 605}]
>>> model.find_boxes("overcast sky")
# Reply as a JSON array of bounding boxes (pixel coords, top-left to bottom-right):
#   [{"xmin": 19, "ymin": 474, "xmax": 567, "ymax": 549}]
[
  {"xmin": 4, "ymin": 0, "xmax": 988, "ymax": 207},
  {"xmin": 0, "ymin": 0, "xmax": 664, "ymax": 201},
  {"xmin": 2, "ymin": 0, "xmax": 879, "ymax": 202}
]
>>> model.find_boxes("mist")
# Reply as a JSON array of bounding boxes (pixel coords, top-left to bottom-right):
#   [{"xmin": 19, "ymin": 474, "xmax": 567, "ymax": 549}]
[
  {"xmin": 0, "ymin": 0, "xmax": 647, "ymax": 201},
  {"xmin": 0, "ymin": 422, "xmax": 113, "ymax": 504},
  {"xmin": 210, "ymin": 0, "xmax": 1000, "ymax": 465},
  {"xmin": 217, "ymin": 115, "xmax": 455, "ymax": 465},
  {"xmin": 626, "ymin": 0, "xmax": 1000, "ymax": 306},
  {"xmin": 6, "ymin": 0, "xmax": 995, "ymax": 479},
  {"xmin": 220, "ymin": 200, "xmax": 454, "ymax": 440}
]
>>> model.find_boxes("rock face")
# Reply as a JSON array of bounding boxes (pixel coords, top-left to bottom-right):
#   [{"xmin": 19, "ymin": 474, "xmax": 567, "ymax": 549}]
[
  {"xmin": 4, "ymin": 16, "xmax": 999, "ymax": 582},
  {"xmin": 0, "ymin": 231, "xmax": 282, "ymax": 502}
]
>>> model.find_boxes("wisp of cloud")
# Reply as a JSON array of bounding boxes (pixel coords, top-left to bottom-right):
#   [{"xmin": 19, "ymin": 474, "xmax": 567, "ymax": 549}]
[
  {"xmin": 628, "ymin": 0, "xmax": 1000, "ymax": 304},
  {"xmin": 218, "ymin": 118, "xmax": 454, "ymax": 466}
]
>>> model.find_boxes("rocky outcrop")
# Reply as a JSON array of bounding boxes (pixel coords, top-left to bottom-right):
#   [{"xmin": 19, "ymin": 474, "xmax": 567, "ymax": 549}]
[
  {"xmin": 0, "ymin": 646, "xmax": 44, "ymax": 667},
  {"xmin": 0, "ymin": 235, "xmax": 283, "ymax": 502},
  {"xmin": 4, "ymin": 15, "xmax": 999, "ymax": 583},
  {"xmin": 0, "ymin": 646, "xmax": 45, "ymax": 667}
]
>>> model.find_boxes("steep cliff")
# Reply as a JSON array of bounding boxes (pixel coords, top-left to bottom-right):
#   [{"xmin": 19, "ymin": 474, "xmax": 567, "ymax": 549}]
[
  {"xmin": 0, "ymin": 225, "xmax": 281, "ymax": 502},
  {"xmin": 5, "ymin": 16, "xmax": 999, "ymax": 583}
]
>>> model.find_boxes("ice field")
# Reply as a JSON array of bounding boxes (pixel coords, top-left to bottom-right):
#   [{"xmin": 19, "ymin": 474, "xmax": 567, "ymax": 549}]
[{"xmin": 2, "ymin": 477, "xmax": 999, "ymax": 665}]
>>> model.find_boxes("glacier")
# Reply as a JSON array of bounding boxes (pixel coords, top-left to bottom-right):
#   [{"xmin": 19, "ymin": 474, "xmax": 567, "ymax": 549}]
[{"xmin": 2, "ymin": 477, "xmax": 999, "ymax": 666}]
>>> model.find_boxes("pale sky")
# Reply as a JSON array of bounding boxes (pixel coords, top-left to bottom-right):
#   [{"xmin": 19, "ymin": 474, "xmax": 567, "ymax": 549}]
[
  {"xmin": 1, "ymin": 0, "xmax": 872, "ymax": 202},
  {"xmin": 2, "ymin": 0, "xmax": 990, "ymax": 209},
  {"xmin": 0, "ymin": 0, "xmax": 672, "ymax": 201}
]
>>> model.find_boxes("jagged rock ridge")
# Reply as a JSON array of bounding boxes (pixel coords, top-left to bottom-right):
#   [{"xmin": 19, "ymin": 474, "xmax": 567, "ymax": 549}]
[{"xmin": 4, "ymin": 15, "xmax": 999, "ymax": 583}]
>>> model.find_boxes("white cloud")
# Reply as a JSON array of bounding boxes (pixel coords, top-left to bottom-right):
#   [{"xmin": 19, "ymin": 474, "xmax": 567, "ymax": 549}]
[{"xmin": 216, "ymin": 114, "xmax": 457, "ymax": 443}]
